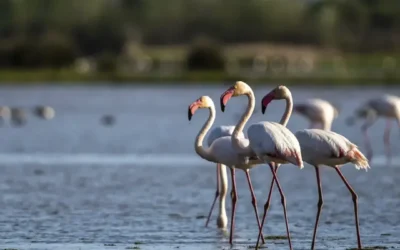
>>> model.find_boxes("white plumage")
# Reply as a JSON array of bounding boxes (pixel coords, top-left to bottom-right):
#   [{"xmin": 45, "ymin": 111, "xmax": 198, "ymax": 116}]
[
  {"xmin": 256, "ymin": 85, "xmax": 369, "ymax": 250},
  {"xmin": 204, "ymin": 125, "xmax": 244, "ymax": 229},
  {"xmin": 248, "ymin": 121, "xmax": 303, "ymax": 167},
  {"xmin": 295, "ymin": 129, "xmax": 369, "ymax": 170},
  {"xmin": 357, "ymin": 94, "xmax": 400, "ymax": 117},
  {"xmin": 294, "ymin": 98, "xmax": 339, "ymax": 130},
  {"xmin": 347, "ymin": 94, "xmax": 400, "ymax": 163},
  {"xmin": 207, "ymin": 125, "xmax": 245, "ymax": 147}
]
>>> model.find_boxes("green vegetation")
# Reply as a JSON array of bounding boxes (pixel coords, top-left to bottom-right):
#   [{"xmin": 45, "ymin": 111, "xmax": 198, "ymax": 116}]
[
  {"xmin": 347, "ymin": 246, "xmax": 388, "ymax": 250},
  {"xmin": 264, "ymin": 235, "xmax": 289, "ymax": 240},
  {"xmin": 0, "ymin": 0, "xmax": 399, "ymax": 84}
]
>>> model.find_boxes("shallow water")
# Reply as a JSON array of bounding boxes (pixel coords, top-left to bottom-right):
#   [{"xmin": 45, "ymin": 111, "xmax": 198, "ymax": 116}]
[{"xmin": 0, "ymin": 84, "xmax": 399, "ymax": 250}]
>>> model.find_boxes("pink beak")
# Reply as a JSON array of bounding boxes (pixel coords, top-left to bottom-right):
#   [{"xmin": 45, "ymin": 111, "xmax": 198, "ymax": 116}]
[
  {"xmin": 220, "ymin": 87, "xmax": 234, "ymax": 112},
  {"xmin": 188, "ymin": 100, "xmax": 200, "ymax": 121},
  {"xmin": 261, "ymin": 93, "xmax": 274, "ymax": 114}
]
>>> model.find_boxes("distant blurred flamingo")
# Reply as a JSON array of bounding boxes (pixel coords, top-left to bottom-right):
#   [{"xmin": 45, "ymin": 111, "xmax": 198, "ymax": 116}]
[
  {"xmin": 346, "ymin": 94, "xmax": 400, "ymax": 164},
  {"xmin": 188, "ymin": 95, "xmax": 265, "ymax": 245},
  {"xmin": 205, "ymin": 126, "xmax": 245, "ymax": 228},
  {"xmin": 221, "ymin": 82, "xmax": 303, "ymax": 250},
  {"xmin": 294, "ymin": 98, "xmax": 339, "ymax": 130},
  {"xmin": 261, "ymin": 85, "xmax": 369, "ymax": 250}
]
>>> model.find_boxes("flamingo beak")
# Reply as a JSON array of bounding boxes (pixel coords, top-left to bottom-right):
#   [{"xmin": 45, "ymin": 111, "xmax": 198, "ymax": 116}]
[
  {"xmin": 220, "ymin": 87, "xmax": 235, "ymax": 112},
  {"xmin": 188, "ymin": 101, "xmax": 200, "ymax": 121},
  {"xmin": 261, "ymin": 93, "xmax": 274, "ymax": 114}
]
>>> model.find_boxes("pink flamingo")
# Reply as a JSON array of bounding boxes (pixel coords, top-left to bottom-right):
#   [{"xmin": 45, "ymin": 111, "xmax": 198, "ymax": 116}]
[
  {"xmin": 188, "ymin": 95, "xmax": 266, "ymax": 245},
  {"xmin": 220, "ymin": 82, "xmax": 303, "ymax": 250},
  {"xmin": 205, "ymin": 126, "xmax": 245, "ymax": 228},
  {"xmin": 260, "ymin": 85, "xmax": 369, "ymax": 250},
  {"xmin": 294, "ymin": 98, "xmax": 339, "ymax": 130},
  {"xmin": 346, "ymin": 94, "xmax": 400, "ymax": 164}
]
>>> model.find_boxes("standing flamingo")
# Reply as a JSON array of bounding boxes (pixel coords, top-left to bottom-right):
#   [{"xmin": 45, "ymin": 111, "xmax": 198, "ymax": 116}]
[
  {"xmin": 294, "ymin": 98, "xmax": 339, "ymax": 130},
  {"xmin": 205, "ymin": 126, "xmax": 245, "ymax": 228},
  {"xmin": 261, "ymin": 85, "xmax": 369, "ymax": 250},
  {"xmin": 220, "ymin": 82, "xmax": 303, "ymax": 250},
  {"xmin": 188, "ymin": 95, "xmax": 266, "ymax": 245},
  {"xmin": 346, "ymin": 94, "xmax": 400, "ymax": 164}
]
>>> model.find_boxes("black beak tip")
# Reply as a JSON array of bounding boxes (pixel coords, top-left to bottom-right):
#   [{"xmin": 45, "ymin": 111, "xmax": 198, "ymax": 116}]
[
  {"xmin": 220, "ymin": 99, "xmax": 225, "ymax": 112},
  {"xmin": 188, "ymin": 109, "xmax": 192, "ymax": 121},
  {"xmin": 261, "ymin": 105, "xmax": 266, "ymax": 114}
]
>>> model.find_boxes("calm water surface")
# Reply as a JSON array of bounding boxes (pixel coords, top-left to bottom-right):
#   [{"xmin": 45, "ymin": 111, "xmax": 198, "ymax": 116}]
[{"xmin": 0, "ymin": 84, "xmax": 399, "ymax": 250}]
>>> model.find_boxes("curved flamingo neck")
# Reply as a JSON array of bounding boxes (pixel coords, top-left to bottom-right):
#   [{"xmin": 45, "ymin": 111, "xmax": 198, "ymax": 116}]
[
  {"xmin": 322, "ymin": 120, "xmax": 332, "ymax": 131},
  {"xmin": 280, "ymin": 94, "xmax": 293, "ymax": 126},
  {"xmin": 232, "ymin": 90, "xmax": 255, "ymax": 153},
  {"xmin": 195, "ymin": 105, "xmax": 216, "ymax": 162}
]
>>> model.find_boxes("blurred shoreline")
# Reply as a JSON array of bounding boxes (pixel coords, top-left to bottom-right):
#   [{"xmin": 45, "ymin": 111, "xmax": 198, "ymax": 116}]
[{"xmin": 0, "ymin": 69, "xmax": 398, "ymax": 85}]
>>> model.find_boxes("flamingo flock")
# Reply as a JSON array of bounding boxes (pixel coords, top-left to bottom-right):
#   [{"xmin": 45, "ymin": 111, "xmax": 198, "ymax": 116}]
[{"xmin": 186, "ymin": 81, "xmax": 388, "ymax": 250}]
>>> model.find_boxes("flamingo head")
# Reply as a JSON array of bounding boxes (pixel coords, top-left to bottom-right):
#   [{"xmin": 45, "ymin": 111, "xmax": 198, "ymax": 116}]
[
  {"xmin": 346, "ymin": 108, "xmax": 376, "ymax": 126},
  {"xmin": 220, "ymin": 81, "xmax": 252, "ymax": 112},
  {"xmin": 261, "ymin": 85, "xmax": 291, "ymax": 114},
  {"xmin": 188, "ymin": 96, "xmax": 214, "ymax": 121}
]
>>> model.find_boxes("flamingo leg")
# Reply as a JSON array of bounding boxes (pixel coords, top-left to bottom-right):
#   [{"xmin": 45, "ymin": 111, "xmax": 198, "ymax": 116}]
[
  {"xmin": 229, "ymin": 167, "xmax": 238, "ymax": 245},
  {"xmin": 258, "ymin": 163, "xmax": 292, "ymax": 250},
  {"xmin": 256, "ymin": 163, "xmax": 278, "ymax": 247},
  {"xmin": 311, "ymin": 166, "xmax": 323, "ymax": 250},
  {"xmin": 384, "ymin": 120, "xmax": 392, "ymax": 165},
  {"xmin": 361, "ymin": 117, "xmax": 376, "ymax": 162},
  {"xmin": 244, "ymin": 170, "xmax": 265, "ymax": 244},
  {"xmin": 205, "ymin": 163, "xmax": 220, "ymax": 227},
  {"xmin": 334, "ymin": 166, "xmax": 362, "ymax": 249},
  {"xmin": 270, "ymin": 163, "xmax": 292, "ymax": 250}
]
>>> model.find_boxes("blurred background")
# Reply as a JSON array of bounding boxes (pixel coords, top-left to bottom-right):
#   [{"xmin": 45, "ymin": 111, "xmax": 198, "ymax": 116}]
[
  {"xmin": 0, "ymin": 0, "xmax": 399, "ymax": 82},
  {"xmin": 0, "ymin": 1, "xmax": 399, "ymax": 250}
]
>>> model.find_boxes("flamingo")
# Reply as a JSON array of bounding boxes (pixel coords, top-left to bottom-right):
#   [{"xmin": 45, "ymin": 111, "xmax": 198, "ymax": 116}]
[
  {"xmin": 205, "ymin": 126, "xmax": 245, "ymax": 228},
  {"xmin": 220, "ymin": 82, "xmax": 303, "ymax": 250},
  {"xmin": 188, "ymin": 95, "xmax": 266, "ymax": 245},
  {"xmin": 261, "ymin": 85, "xmax": 369, "ymax": 250},
  {"xmin": 346, "ymin": 94, "xmax": 400, "ymax": 164},
  {"xmin": 293, "ymin": 98, "xmax": 339, "ymax": 130},
  {"xmin": 34, "ymin": 106, "xmax": 55, "ymax": 120}
]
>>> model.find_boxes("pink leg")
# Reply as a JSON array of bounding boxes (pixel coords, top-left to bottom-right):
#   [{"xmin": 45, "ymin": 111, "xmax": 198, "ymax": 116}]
[
  {"xmin": 256, "ymin": 163, "xmax": 278, "ymax": 247},
  {"xmin": 244, "ymin": 170, "xmax": 265, "ymax": 244},
  {"xmin": 257, "ymin": 163, "xmax": 292, "ymax": 250},
  {"xmin": 334, "ymin": 166, "xmax": 362, "ymax": 249},
  {"xmin": 311, "ymin": 166, "xmax": 323, "ymax": 250},
  {"xmin": 229, "ymin": 167, "xmax": 238, "ymax": 245},
  {"xmin": 205, "ymin": 163, "xmax": 220, "ymax": 227},
  {"xmin": 384, "ymin": 120, "xmax": 392, "ymax": 165}
]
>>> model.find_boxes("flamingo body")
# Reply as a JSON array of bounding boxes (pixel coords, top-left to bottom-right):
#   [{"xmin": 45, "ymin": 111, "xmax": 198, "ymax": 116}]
[
  {"xmin": 295, "ymin": 129, "xmax": 369, "ymax": 169},
  {"xmin": 294, "ymin": 98, "xmax": 338, "ymax": 130},
  {"xmin": 209, "ymin": 136, "xmax": 258, "ymax": 168},
  {"xmin": 357, "ymin": 95, "xmax": 400, "ymax": 118},
  {"xmin": 248, "ymin": 121, "xmax": 303, "ymax": 167},
  {"xmin": 347, "ymin": 94, "xmax": 400, "ymax": 163},
  {"xmin": 207, "ymin": 126, "xmax": 245, "ymax": 147}
]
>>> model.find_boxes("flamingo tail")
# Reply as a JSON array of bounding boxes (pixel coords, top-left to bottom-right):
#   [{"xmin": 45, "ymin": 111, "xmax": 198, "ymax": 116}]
[
  {"xmin": 347, "ymin": 147, "xmax": 370, "ymax": 171},
  {"xmin": 286, "ymin": 151, "xmax": 304, "ymax": 169}
]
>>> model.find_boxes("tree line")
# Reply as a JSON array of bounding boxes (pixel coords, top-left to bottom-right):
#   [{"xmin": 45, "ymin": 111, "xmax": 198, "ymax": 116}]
[{"xmin": 0, "ymin": 0, "xmax": 399, "ymax": 69}]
